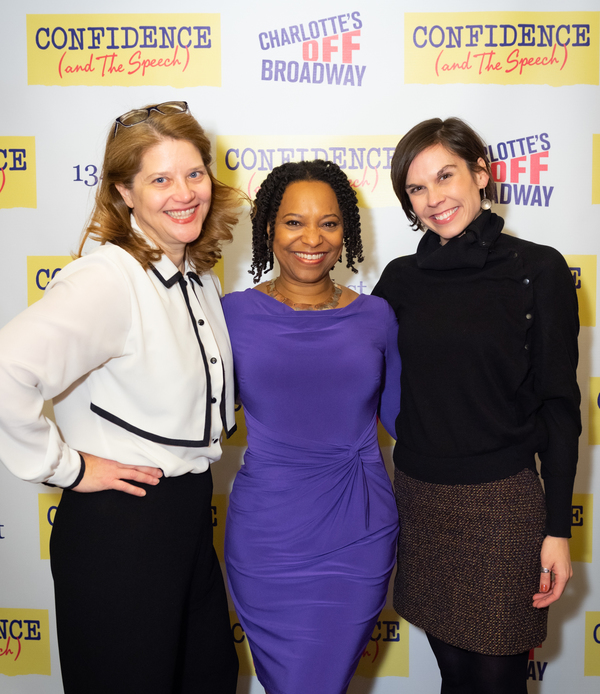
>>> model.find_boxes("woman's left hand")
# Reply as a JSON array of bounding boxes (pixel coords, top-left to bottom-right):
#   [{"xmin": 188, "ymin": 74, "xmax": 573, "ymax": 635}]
[{"xmin": 532, "ymin": 535, "xmax": 572, "ymax": 609}]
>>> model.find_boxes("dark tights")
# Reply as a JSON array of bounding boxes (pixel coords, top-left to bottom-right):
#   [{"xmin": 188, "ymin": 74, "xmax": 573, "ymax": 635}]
[{"xmin": 427, "ymin": 633, "xmax": 529, "ymax": 694}]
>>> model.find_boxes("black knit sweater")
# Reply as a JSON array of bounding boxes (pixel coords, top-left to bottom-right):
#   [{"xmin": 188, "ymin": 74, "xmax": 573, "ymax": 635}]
[{"xmin": 373, "ymin": 210, "xmax": 581, "ymax": 537}]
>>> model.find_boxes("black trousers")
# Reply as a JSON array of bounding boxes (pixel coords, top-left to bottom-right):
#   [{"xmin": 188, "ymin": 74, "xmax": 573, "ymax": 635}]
[{"xmin": 50, "ymin": 468, "xmax": 238, "ymax": 694}]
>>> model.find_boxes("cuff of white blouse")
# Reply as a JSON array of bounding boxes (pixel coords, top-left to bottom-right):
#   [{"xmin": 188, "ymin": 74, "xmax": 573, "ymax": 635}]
[{"xmin": 43, "ymin": 446, "xmax": 85, "ymax": 489}]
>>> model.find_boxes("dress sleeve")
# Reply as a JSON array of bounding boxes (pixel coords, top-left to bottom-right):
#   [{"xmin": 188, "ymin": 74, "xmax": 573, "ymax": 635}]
[
  {"xmin": 378, "ymin": 302, "xmax": 401, "ymax": 439},
  {"xmin": 531, "ymin": 248, "xmax": 581, "ymax": 537},
  {"xmin": 0, "ymin": 254, "xmax": 131, "ymax": 487}
]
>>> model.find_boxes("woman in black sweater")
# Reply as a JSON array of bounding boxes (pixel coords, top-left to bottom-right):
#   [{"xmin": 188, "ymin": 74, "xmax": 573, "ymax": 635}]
[{"xmin": 373, "ymin": 117, "xmax": 581, "ymax": 694}]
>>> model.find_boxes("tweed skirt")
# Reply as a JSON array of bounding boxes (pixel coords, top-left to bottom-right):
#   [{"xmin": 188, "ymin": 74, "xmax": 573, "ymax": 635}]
[{"xmin": 394, "ymin": 467, "xmax": 548, "ymax": 655}]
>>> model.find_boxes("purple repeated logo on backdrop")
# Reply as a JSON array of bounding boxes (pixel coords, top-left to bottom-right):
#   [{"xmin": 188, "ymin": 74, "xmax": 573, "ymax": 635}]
[
  {"xmin": 485, "ymin": 132, "xmax": 554, "ymax": 207},
  {"xmin": 527, "ymin": 645, "xmax": 548, "ymax": 682},
  {"xmin": 258, "ymin": 11, "xmax": 366, "ymax": 86}
]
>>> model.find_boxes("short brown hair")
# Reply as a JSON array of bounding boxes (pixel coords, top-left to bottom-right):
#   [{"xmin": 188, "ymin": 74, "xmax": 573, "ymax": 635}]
[
  {"xmin": 390, "ymin": 117, "xmax": 496, "ymax": 229},
  {"xmin": 78, "ymin": 105, "xmax": 241, "ymax": 273}
]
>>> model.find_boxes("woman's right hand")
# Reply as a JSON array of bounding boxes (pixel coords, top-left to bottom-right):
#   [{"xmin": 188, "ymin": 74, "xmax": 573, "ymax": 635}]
[{"xmin": 73, "ymin": 452, "xmax": 163, "ymax": 496}]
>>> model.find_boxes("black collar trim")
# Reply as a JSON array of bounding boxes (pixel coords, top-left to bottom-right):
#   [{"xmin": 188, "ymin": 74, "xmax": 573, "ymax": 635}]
[
  {"xmin": 151, "ymin": 265, "xmax": 183, "ymax": 288},
  {"xmin": 187, "ymin": 271, "xmax": 203, "ymax": 287}
]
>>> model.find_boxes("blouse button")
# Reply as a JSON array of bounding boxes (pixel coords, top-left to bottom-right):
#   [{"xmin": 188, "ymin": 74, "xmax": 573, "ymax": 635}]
[
  {"xmin": 526, "ymin": 313, "xmax": 532, "ymax": 320},
  {"xmin": 522, "ymin": 278, "xmax": 530, "ymax": 285},
  {"xmin": 198, "ymin": 319, "xmax": 205, "ymax": 326},
  {"xmin": 210, "ymin": 357, "xmax": 218, "ymax": 364},
  {"xmin": 211, "ymin": 397, "xmax": 217, "ymax": 404},
  {"xmin": 212, "ymin": 438, "xmax": 219, "ymax": 444}
]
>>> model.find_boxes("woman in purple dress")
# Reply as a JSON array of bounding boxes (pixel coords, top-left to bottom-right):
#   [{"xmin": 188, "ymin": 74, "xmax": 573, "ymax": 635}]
[{"xmin": 222, "ymin": 160, "xmax": 400, "ymax": 694}]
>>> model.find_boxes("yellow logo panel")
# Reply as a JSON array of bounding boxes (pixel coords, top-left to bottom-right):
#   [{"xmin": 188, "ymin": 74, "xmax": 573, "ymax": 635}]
[
  {"xmin": 213, "ymin": 257, "xmax": 224, "ymax": 292},
  {"xmin": 585, "ymin": 611, "xmax": 600, "ymax": 676},
  {"xmin": 405, "ymin": 12, "xmax": 599, "ymax": 85},
  {"xmin": 377, "ymin": 420, "xmax": 396, "ymax": 449},
  {"xmin": 212, "ymin": 493, "xmax": 227, "ymax": 561},
  {"xmin": 216, "ymin": 135, "xmax": 400, "ymax": 208},
  {"xmin": 594, "ymin": 135, "xmax": 600, "ymax": 204},
  {"xmin": 565, "ymin": 255, "xmax": 596, "ymax": 327},
  {"xmin": 230, "ymin": 612, "xmax": 256, "ymax": 676},
  {"xmin": 356, "ymin": 609, "xmax": 409, "ymax": 678},
  {"xmin": 27, "ymin": 256, "xmax": 73, "ymax": 306},
  {"xmin": 0, "ymin": 608, "xmax": 51, "ymax": 676},
  {"xmin": 571, "ymin": 494, "xmax": 593, "ymax": 563},
  {"xmin": 27, "ymin": 14, "xmax": 221, "ymax": 87},
  {"xmin": 0, "ymin": 137, "xmax": 36, "ymax": 209},
  {"xmin": 38, "ymin": 492, "xmax": 62, "ymax": 560},
  {"xmin": 589, "ymin": 377, "xmax": 600, "ymax": 446}
]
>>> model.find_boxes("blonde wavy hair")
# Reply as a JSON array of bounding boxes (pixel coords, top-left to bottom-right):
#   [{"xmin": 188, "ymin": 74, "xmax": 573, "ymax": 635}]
[{"xmin": 78, "ymin": 105, "xmax": 241, "ymax": 273}]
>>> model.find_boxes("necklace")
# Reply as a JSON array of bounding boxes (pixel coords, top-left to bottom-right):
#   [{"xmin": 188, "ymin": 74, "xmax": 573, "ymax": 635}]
[{"xmin": 267, "ymin": 278, "xmax": 342, "ymax": 311}]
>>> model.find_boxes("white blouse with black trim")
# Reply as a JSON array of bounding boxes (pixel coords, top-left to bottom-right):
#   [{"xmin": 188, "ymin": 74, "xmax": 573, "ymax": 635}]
[{"xmin": 0, "ymin": 240, "xmax": 236, "ymax": 488}]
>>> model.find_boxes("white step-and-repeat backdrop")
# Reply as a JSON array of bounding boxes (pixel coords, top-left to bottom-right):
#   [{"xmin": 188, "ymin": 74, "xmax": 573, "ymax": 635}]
[{"xmin": 0, "ymin": 1, "xmax": 598, "ymax": 692}]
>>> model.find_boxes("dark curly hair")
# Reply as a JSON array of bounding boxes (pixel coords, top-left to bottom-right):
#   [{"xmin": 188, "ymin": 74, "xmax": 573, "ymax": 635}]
[{"xmin": 249, "ymin": 160, "xmax": 364, "ymax": 283}]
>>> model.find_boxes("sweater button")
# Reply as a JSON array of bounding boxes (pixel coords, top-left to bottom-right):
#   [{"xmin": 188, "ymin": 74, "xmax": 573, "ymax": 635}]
[
  {"xmin": 522, "ymin": 278, "xmax": 530, "ymax": 285},
  {"xmin": 526, "ymin": 313, "xmax": 532, "ymax": 320},
  {"xmin": 524, "ymin": 344, "xmax": 529, "ymax": 350},
  {"xmin": 210, "ymin": 357, "xmax": 217, "ymax": 364},
  {"xmin": 198, "ymin": 319, "xmax": 204, "ymax": 326},
  {"xmin": 512, "ymin": 251, "xmax": 518, "ymax": 258}
]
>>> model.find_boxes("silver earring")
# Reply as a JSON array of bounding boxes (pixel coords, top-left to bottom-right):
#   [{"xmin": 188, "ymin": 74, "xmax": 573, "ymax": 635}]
[{"xmin": 480, "ymin": 190, "xmax": 492, "ymax": 210}]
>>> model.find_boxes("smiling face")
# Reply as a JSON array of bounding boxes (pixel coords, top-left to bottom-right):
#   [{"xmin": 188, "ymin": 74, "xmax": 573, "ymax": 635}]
[
  {"xmin": 405, "ymin": 143, "xmax": 489, "ymax": 245},
  {"xmin": 271, "ymin": 180, "xmax": 344, "ymax": 287},
  {"xmin": 116, "ymin": 138, "xmax": 212, "ymax": 268}
]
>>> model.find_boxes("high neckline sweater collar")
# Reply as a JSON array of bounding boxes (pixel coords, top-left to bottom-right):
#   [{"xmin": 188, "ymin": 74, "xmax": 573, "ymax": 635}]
[{"xmin": 416, "ymin": 209, "xmax": 505, "ymax": 270}]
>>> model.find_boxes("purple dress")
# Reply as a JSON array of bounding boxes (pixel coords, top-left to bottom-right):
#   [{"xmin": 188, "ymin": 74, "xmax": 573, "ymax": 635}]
[{"xmin": 222, "ymin": 289, "xmax": 400, "ymax": 694}]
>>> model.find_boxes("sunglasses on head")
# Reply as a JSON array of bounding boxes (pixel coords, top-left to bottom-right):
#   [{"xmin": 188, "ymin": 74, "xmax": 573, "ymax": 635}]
[{"xmin": 113, "ymin": 101, "xmax": 189, "ymax": 138}]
